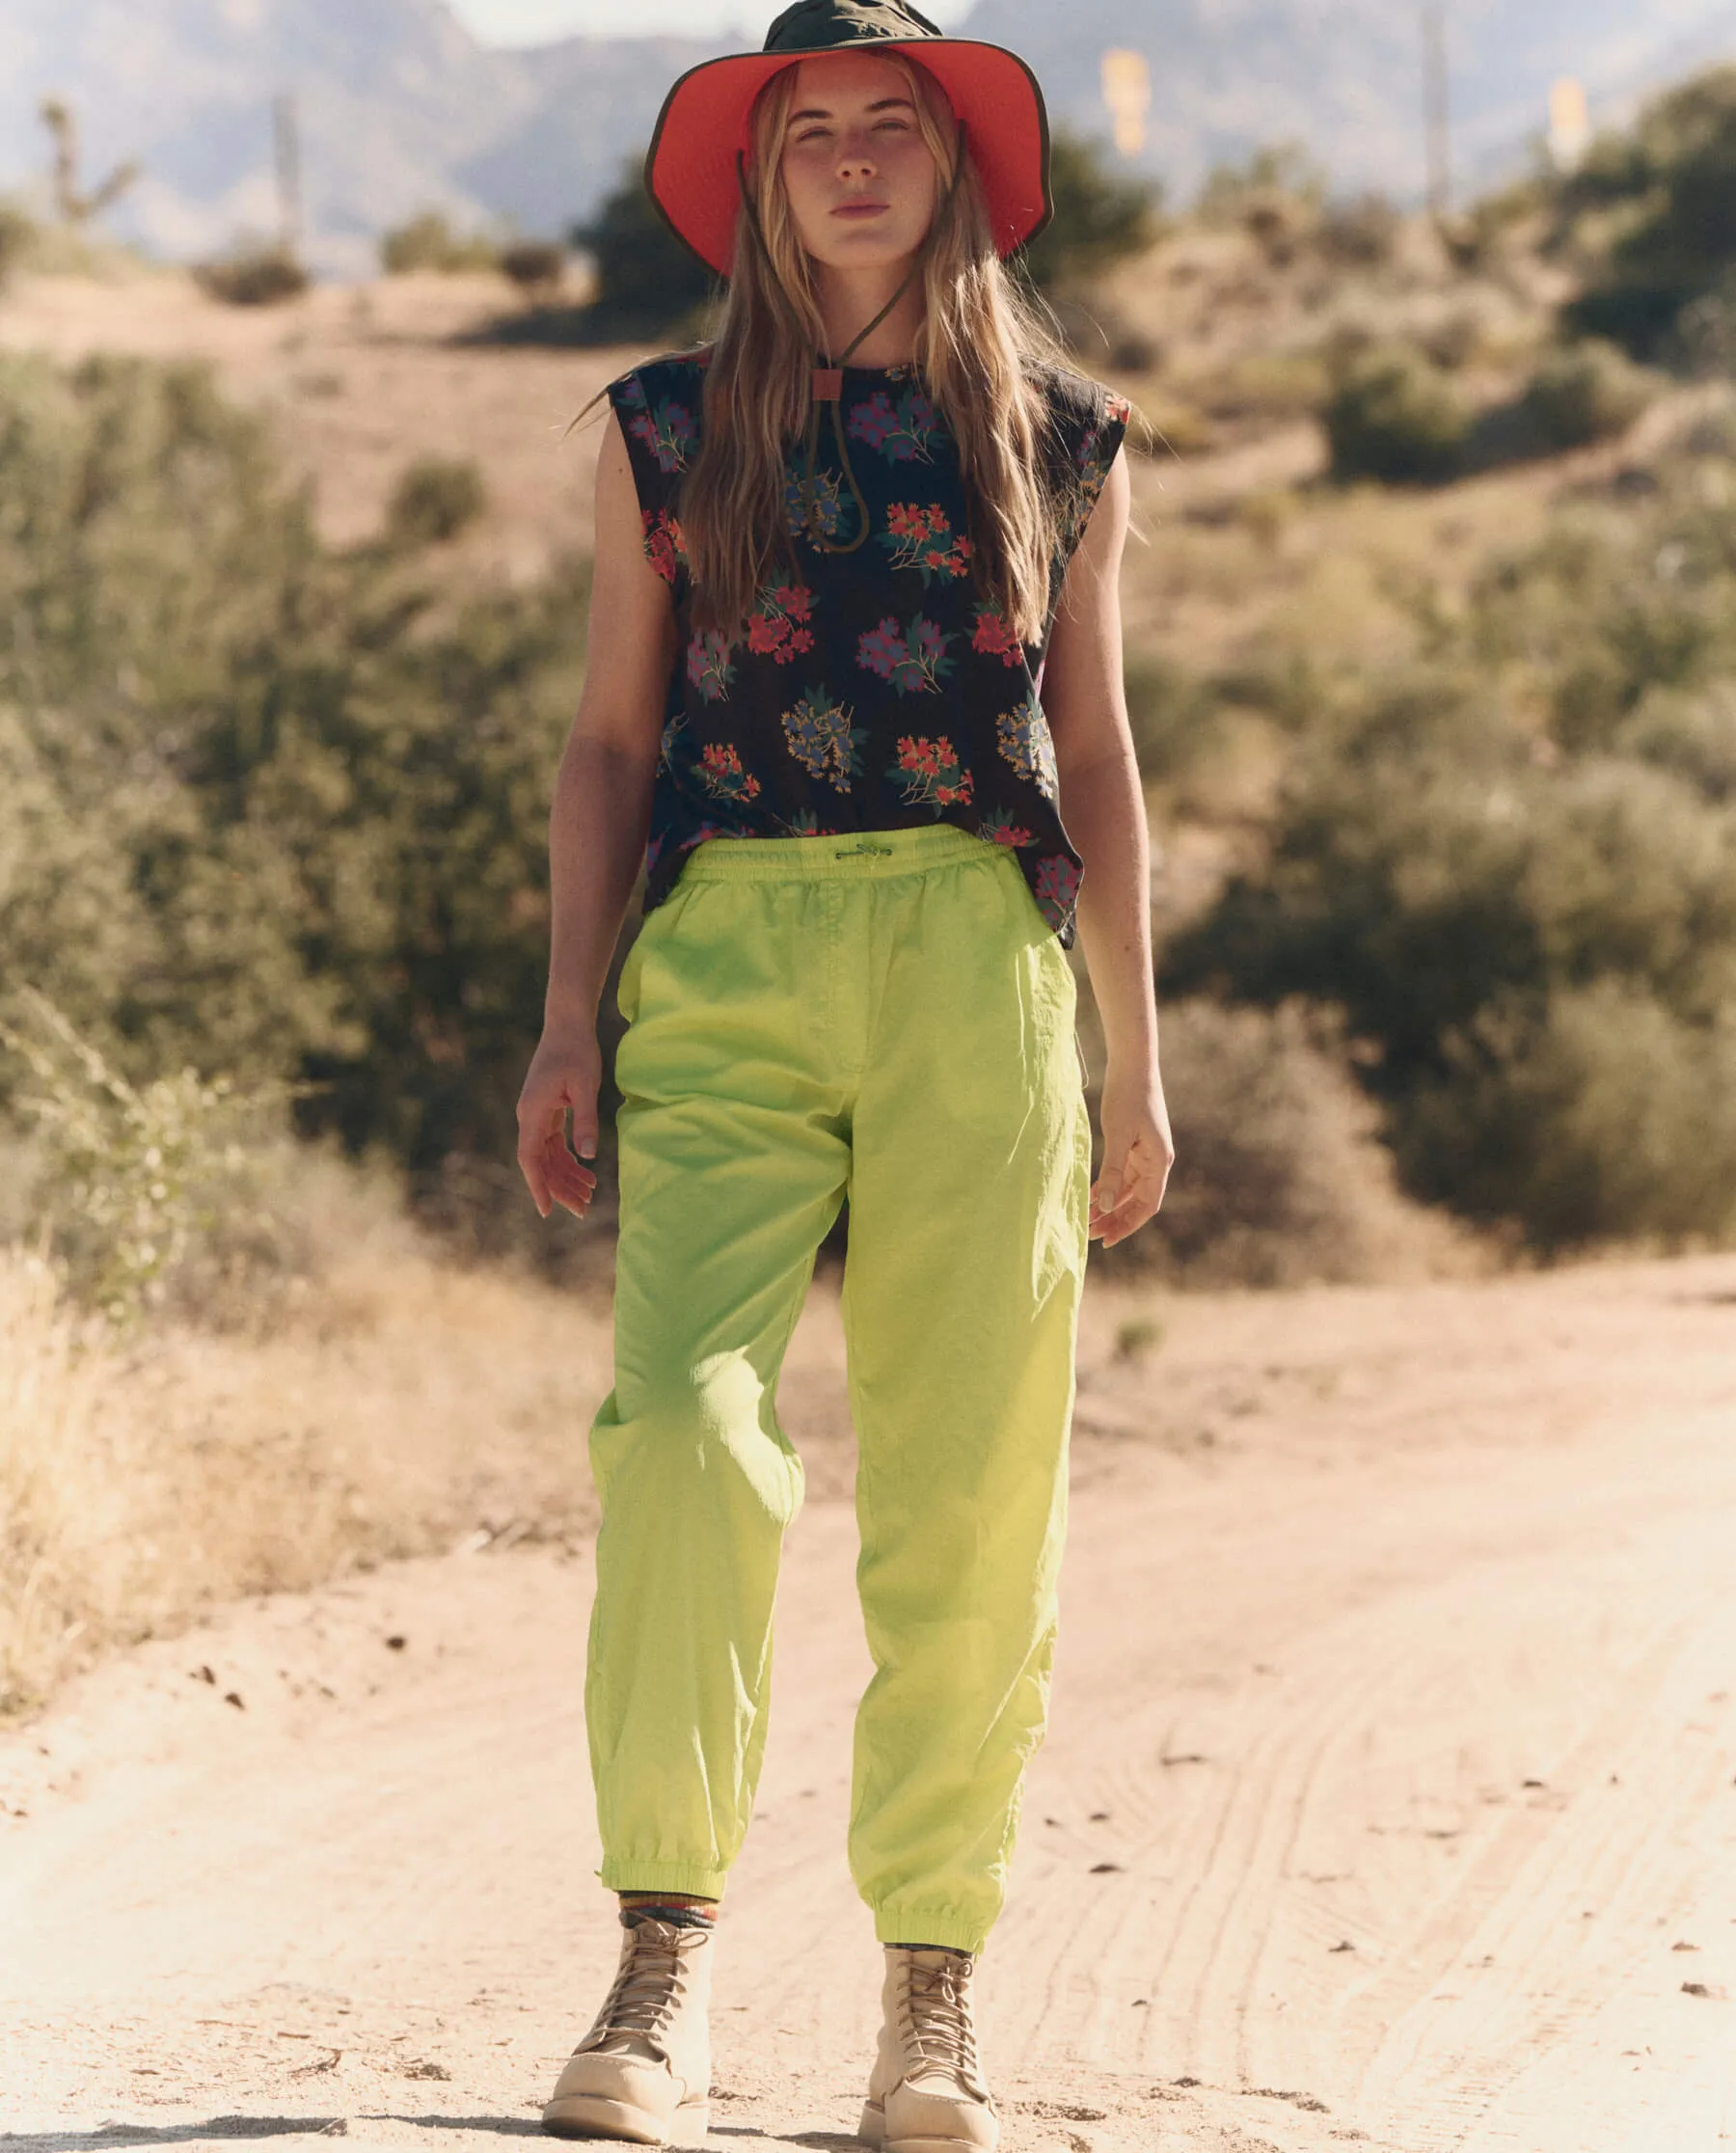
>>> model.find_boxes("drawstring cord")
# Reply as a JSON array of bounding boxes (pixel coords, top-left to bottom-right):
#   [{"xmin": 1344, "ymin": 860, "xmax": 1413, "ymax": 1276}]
[{"xmin": 733, "ymin": 121, "xmax": 968, "ymax": 556}]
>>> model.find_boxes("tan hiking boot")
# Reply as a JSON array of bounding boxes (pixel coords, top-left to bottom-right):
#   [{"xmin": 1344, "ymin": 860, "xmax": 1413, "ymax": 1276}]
[
  {"xmin": 859, "ymin": 1944, "xmax": 998, "ymax": 2153},
  {"xmin": 542, "ymin": 1915, "xmax": 713, "ymax": 2143}
]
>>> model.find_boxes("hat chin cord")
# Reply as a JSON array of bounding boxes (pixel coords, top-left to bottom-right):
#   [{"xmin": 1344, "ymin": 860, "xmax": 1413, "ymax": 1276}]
[{"xmin": 734, "ymin": 121, "xmax": 967, "ymax": 557}]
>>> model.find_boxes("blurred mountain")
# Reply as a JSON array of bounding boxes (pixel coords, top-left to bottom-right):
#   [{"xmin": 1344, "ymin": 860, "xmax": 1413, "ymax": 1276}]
[
  {"xmin": 2, "ymin": 0, "xmax": 1736, "ymax": 276},
  {"xmin": 0, "ymin": 0, "xmax": 729, "ymax": 275}
]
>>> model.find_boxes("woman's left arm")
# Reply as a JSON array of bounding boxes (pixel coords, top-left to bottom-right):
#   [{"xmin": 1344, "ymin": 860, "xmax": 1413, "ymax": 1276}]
[{"xmin": 1043, "ymin": 445, "xmax": 1175, "ymax": 1248}]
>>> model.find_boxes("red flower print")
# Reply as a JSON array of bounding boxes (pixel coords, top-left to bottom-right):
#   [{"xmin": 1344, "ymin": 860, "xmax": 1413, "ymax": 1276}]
[
  {"xmin": 890, "ymin": 734, "xmax": 973, "ymax": 812},
  {"xmin": 978, "ymin": 808, "xmax": 1034, "ymax": 848},
  {"xmin": 640, "ymin": 506, "xmax": 687, "ymax": 586},
  {"xmin": 880, "ymin": 504, "xmax": 972, "ymax": 584},
  {"xmin": 745, "ymin": 581, "xmax": 817, "ymax": 665},
  {"xmin": 972, "ymin": 607, "xmax": 1025, "ymax": 665},
  {"xmin": 698, "ymin": 741, "xmax": 761, "ymax": 805}
]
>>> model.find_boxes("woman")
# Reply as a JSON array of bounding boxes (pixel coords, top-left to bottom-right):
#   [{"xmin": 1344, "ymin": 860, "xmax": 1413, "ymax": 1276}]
[{"xmin": 516, "ymin": 3, "xmax": 1174, "ymax": 2144}]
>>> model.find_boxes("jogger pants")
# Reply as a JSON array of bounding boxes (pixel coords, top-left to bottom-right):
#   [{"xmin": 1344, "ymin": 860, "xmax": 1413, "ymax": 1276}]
[{"xmin": 585, "ymin": 822, "xmax": 1092, "ymax": 1953}]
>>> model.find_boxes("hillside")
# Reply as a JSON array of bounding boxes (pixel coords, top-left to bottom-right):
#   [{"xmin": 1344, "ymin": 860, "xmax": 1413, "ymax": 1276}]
[{"xmin": 6, "ymin": 0, "xmax": 1736, "ymax": 273}]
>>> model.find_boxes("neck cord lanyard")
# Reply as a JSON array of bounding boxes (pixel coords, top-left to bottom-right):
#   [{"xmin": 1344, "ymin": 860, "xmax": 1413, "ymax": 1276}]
[{"xmin": 733, "ymin": 122, "xmax": 967, "ymax": 557}]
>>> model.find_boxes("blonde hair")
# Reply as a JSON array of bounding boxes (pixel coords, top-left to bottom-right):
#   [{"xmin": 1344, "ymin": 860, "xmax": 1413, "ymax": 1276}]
[{"xmin": 680, "ymin": 55, "xmax": 1071, "ymax": 642}]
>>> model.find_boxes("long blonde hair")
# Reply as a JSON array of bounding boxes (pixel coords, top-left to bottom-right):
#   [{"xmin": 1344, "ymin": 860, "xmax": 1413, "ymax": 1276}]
[{"xmin": 681, "ymin": 55, "xmax": 1070, "ymax": 642}]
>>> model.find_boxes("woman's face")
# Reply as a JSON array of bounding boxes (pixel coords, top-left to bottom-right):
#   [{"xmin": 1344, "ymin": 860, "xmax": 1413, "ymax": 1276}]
[{"xmin": 776, "ymin": 52, "xmax": 941, "ymax": 276}]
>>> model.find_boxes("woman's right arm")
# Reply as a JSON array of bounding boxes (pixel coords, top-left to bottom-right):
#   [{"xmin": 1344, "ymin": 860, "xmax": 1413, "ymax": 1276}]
[{"xmin": 516, "ymin": 408, "xmax": 676, "ymax": 1219}]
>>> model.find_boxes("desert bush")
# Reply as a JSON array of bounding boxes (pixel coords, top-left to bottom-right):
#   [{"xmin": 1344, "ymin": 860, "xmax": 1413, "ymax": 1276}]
[
  {"xmin": 380, "ymin": 210, "xmax": 500, "ymax": 275},
  {"xmin": 1398, "ymin": 982, "xmax": 1736, "ymax": 1246},
  {"xmin": 0, "ymin": 348, "xmax": 591, "ymax": 1202},
  {"xmin": 0, "ymin": 200, "xmax": 38, "ymax": 291},
  {"xmin": 0, "ymin": 1186, "xmax": 613, "ymax": 1717},
  {"xmin": 540, "ymin": 155, "xmax": 717, "ymax": 344},
  {"xmin": 1098, "ymin": 997, "xmax": 1452, "ymax": 1286},
  {"xmin": 1018, "ymin": 130, "xmax": 1163, "ymax": 295},
  {"xmin": 499, "ymin": 239, "xmax": 565, "ymax": 294},
  {"xmin": 386, "ymin": 454, "xmax": 488, "ymax": 545},
  {"xmin": 0, "ymin": 992, "xmax": 302, "ymax": 1331},
  {"xmin": 195, "ymin": 244, "xmax": 309, "ymax": 306},
  {"xmin": 1123, "ymin": 653, "xmax": 1227, "ymax": 785},
  {"xmin": 1314, "ymin": 192, "xmax": 1400, "ymax": 269},
  {"xmin": 1559, "ymin": 66, "xmax": 1736, "ymax": 361},
  {"xmin": 1323, "ymin": 344, "xmax": 1468, "ymax": 482},
  {"xmin": 1515, "ymin": 339, "xmax": 1658, "ymax": 451},
  {"xmin": 1166, "ymin": 434, "xmax": 1736, "ymax": 1249},
  {"xmin": 1195, "ymin": 144, "xmax": 1325, "ymax": 228}
]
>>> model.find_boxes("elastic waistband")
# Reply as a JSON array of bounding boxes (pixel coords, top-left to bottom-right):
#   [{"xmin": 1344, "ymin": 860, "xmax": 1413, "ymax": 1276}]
[{"xmin": 680, "ymin": 825, "xmax": 1007, "ymax": 886}]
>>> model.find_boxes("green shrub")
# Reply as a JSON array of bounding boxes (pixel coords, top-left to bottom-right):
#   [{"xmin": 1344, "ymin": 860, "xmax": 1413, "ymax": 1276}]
[
  {"xmin": 1017, "ymin": 129, "xmax": 1163, "ymax": 294},
  {"xmin": 1099, "ymin": 998, "xmax": 1451, "ymax": 1286},
  {"xmin": 1516, "ymin": 339, "xmax": 1657, "ymax": 450},
  {"xmin": 1123, "ymin": 653, "xmax": 1225, "ymax": 784},
  {"xmin": 1165, "ymin": 437, "xmax": 1736, "ymax": 1250},
  {"xmin": 0, "ymin": 349, "xmax": 590, "ymax": 1199},
  {"xmin": 562, "ymin": 157, "xmax": 717, "ymax": 341},
  {"xmin": 1399, "ymin": 983, "xmax": 1736, "ymax": 1246},
  {"xmin": 1323, "ymin": 345, "xmax": 1467, "ymax": 483},
  {"xmin": 380, "ymin": 210, "xmax": 501, "ymax": 275},
  {"xmin": 1314, "ymin": 192, "xmax": 1400, "ymax": 269},
  {"xmin": 499, "ymin": 240, "xmax": 565, "ymax": 293},
  {"xmin": 195, "ymin": 244, "xmax": 309, "ymax": 307},
  {"xmin": 0, "ymin": 201, "xmax": 37, "ymax": 291},
  {"xmin": 0, "ymin": 991, "xmax": 290, "ymax": 1329},
  {"xmin": 386, "ymin": 455, "xmax": 488, "ymax": 546},
  {"xmin": 1560, "ymin": 66, "xmax": 1736, "ymax": 360}
]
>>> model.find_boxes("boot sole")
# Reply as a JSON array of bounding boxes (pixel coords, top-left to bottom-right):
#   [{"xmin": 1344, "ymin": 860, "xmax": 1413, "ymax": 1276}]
[
  {"xmin": 857, "ymin": 2100, "xmax": 995, "ymax": 2153},
  {"xmin": 542, "ymin": 2091, "xmax": 709, "ymax": 2143}
]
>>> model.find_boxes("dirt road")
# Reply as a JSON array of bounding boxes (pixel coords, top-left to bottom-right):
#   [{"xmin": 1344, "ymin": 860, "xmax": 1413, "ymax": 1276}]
[{"xmin": 5, "ymin": 1257, "xmax": 1736, "ymax": 2153}]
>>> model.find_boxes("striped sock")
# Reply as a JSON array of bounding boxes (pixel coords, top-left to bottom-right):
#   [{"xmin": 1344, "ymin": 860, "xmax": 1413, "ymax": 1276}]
[{"xmin": 618, "ymin": 1893, "xmax": 719, "ymax": 1931}]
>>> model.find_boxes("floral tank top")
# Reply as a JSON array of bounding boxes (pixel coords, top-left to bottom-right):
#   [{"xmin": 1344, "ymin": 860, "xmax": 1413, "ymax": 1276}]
[{"xmin": 605, "ymin": 352, "xmax": 1130, "ymax": 946}]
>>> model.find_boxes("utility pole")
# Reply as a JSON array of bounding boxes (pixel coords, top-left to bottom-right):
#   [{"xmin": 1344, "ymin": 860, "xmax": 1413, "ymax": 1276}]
[
  {"xmin": 1421, "ymin": 3, "xmax": 1451, "ymax": 217},
  {"xmin": 272, "ymin": 92, "xmax": 302, "ymax": 253}
]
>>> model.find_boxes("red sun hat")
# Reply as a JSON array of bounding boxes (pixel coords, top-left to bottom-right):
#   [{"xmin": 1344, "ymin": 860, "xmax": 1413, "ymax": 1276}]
[{"xmin": 644, "ymin": 0, "xmax": 1053, "ymax": 279}]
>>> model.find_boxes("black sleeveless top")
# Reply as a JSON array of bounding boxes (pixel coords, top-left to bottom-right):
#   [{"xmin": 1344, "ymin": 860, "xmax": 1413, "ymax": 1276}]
[{"xmin": 606, "ymin": 352, "xmax": 1129, "ymax": 946}]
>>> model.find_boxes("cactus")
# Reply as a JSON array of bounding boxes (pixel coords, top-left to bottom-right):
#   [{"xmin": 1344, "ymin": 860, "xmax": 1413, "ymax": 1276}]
[{"xmin": 39, "ymin": 97, "xmax": 139, "ymax": 226}]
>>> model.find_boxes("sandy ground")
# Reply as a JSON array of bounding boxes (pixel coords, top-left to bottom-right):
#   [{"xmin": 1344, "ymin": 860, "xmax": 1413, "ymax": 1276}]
[{"xmin": 5, "ymin": 1254, "xmax": 1736, "ymax": 2152}]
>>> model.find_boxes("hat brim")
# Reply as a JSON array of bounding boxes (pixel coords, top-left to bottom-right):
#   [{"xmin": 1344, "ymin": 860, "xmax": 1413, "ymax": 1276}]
[{"xmin": 644, "ymin": 39, "xmax": 1051, "ymax": 278}]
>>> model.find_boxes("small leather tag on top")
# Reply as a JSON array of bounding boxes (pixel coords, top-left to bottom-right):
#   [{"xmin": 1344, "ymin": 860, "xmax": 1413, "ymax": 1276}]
[{"xmin": 811, "ymin": 367, "xmax": 844, "ymax": 402}]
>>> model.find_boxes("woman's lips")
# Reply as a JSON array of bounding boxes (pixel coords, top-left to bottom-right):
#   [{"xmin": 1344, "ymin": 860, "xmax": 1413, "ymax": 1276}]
[{"xmin": 832, "ymin": 201, "xmax": 890, "ymax": 219}]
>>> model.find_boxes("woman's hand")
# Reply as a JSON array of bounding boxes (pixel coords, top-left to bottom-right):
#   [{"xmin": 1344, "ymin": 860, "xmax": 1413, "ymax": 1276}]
[
  {"xmin": 516, "ymin": 1022, "xmax": 604, "ymax": 1219},
  {"xmin": 1089, "ymin": 1057, "xmax": 1175, "ymax": 1249}
]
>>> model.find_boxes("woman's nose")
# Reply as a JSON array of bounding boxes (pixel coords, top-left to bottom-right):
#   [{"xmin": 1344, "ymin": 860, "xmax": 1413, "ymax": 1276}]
[{"xmin": 836, "ymin": 138, "xmax": 879, "ymax": 181}]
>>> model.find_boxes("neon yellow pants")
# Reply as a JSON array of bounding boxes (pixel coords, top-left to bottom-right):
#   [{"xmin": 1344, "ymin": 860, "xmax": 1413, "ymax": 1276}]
[{"xmin": 586, "ymin": 823, "xmax": 1091, "ymax": 1952}]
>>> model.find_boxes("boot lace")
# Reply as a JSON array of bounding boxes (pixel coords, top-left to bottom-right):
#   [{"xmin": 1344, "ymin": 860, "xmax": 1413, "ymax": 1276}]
[
  {"xmin": 582, "ymin": 1921, "xmax": 704, "ymax": 2057},
  {"xmin": 899, "ymin": 1951, "xmax": 983, "ymax": 2088}
]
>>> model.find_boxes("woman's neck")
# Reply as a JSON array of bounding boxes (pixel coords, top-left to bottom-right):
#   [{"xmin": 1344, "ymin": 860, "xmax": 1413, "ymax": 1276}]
[{"xmin": 814, "ymin": 259, "xmax": 925, "ymax": 368}]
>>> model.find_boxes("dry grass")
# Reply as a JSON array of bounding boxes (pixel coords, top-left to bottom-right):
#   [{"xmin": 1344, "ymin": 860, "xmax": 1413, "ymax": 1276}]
[{"xmin": 0, "ymin": 1181, "xmax": 614, "ymax": 1719}]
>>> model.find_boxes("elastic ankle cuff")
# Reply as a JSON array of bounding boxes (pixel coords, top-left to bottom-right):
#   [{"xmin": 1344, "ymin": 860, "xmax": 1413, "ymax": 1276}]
[
  {"xmin": 873, "ymin": 1910, "xmax": 990, "ymax": 1953},
  {"xmin": 602, "ymin": 1859, "xmax": 730, "ymax": 1900}
]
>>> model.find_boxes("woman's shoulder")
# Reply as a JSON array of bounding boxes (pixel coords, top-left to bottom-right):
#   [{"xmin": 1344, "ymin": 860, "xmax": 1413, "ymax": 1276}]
[
  {"xmin": 603, "ymin": 347, "xmax": 712, "ymax": 422},
  {"xmin": 1021, "ymin": 359, "xmax": 1133, "ymax": 498},
  {"xmin": 1024, "ymin": 357, "xmax": 1131, "ymax": 442},
  {"xmin": 604, "ymin": 348, "xmax": 713, "ymax": 484}
]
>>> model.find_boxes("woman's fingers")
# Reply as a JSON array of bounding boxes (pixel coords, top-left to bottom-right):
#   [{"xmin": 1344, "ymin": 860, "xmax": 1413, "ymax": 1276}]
[
  {"xmin": 541, "ymin": 1129, "xmax": 599, "ymax": 1217},
  {"xmin": 1089, "ymin": 1133, "xmax": 1171, "ymax": 1245}
]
